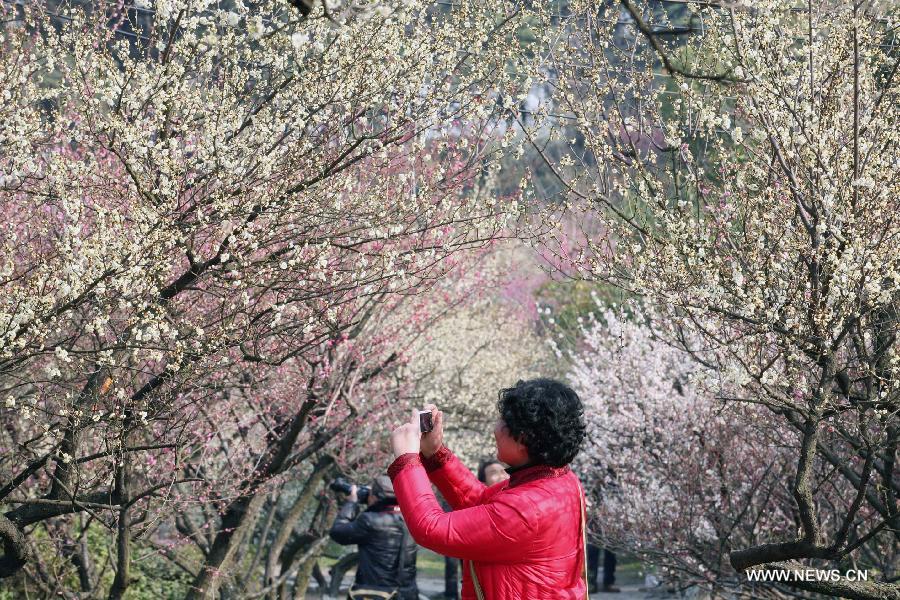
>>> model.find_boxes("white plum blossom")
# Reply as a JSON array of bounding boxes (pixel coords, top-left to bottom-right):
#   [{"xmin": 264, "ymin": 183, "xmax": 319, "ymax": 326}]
[
  {"xmin": 534, "ymin": 0, "xmax": 900, "ymax": 594},
  {"xmin": 0, "ymin": 0, "xmax": 539, "ymax": 594}
]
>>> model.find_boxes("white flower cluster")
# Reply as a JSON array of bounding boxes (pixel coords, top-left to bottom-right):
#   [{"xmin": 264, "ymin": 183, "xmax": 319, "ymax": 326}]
[{"xmin": 0, "ymin": 1, "xmax": 537, "ymax": 568}]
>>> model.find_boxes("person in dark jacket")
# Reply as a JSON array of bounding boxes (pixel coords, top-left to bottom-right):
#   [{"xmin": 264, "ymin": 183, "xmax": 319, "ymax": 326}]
[{"xmin": 329, "ymin": 475, "xmax": 418, "ymax": 600}]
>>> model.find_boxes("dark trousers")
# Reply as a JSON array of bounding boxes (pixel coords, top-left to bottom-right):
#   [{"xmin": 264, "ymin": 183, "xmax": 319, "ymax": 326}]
[
  {"xmin": 444, "ymin": 556, "xmax": 459, "ymax": 599},
  {"xmin": 587, "ymin": 543, "xmax": 616, "ymax": 587}
]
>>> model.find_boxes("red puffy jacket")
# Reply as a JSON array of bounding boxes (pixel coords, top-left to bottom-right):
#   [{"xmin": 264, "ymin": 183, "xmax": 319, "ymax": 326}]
[{"xmin": 388, "ymin": 446, "xmax": 588, "ymax": 600}]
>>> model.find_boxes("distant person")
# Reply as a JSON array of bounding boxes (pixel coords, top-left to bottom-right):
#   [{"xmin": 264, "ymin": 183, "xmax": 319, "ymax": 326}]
[
  {"xmin": 442, "ymin": 458, "xmax": 511, "ymax": 599},
  {"xmin": 587, "ymin": 543, "xmax": 619, "ymax": 593},
  {"xmin": 588, "ymin": 466, "xmax": 620, "ymax": 593},
  {"xmin": 329, "ymin": 475, "xmax": 418, "ymax": 600},
  {"xmin": 477, "ymin": 458, "xmax": 509, "ymax": 487},
  {"xmin": 387, "ymin": 378, "xmax": 589, "ymax": 598}
]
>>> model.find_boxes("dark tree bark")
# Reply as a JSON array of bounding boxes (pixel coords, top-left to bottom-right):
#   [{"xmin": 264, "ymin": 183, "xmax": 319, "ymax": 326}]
[{"xmin": 0, "ymin": 515, "xmax": 28, "ymax": 578}]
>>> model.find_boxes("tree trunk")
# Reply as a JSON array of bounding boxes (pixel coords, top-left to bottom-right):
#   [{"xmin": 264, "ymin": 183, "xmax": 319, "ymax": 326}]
[
  {"xmin": 185, "ymin": 492, "xmax": 268, "ymax": 600},
  {"xmin": 265, "ymin": 455, "xmax": 334, "ymax": 599},
  {"xmin": 108, "ymin": 447, "xmax": 132, "ymax": 600},
  {"xmin": 0, "ymin": 515, "xmax": 28, "ymax": 578}
]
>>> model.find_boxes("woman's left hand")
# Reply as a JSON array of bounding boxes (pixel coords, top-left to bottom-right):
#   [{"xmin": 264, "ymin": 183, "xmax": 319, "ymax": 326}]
[{"xmin": 390, "ymin": 409, "xmax": 422, "ymax": 459}]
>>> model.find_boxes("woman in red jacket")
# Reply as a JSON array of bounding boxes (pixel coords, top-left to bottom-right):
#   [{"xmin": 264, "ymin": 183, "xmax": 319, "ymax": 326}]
[{"xmin": 388, "ymin": 378, "xmax": 589, "ymax": 600}]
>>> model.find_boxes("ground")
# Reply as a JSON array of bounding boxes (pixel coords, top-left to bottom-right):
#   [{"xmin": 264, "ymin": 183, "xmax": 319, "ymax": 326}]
[{"xmin": 307, "ymin": 546, "xmax": 678, "ymax": 599}]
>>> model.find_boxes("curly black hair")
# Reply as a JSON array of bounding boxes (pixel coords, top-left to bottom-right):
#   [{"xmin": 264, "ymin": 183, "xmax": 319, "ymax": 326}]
[{"xmin": 497, "ymin": 378, "xmax": 586, "ymax": 467}]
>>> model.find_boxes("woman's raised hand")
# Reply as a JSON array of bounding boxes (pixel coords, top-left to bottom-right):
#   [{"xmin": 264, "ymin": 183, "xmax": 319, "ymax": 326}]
[
  {"xmin": 390, "ymin": 409, "xmax": 422, "ymax": 459},
  {"xmin": 420, "ymin": 403, "xmax": 444, "ymax": 459},
  {"xmin": 389, "ymin": 405, "xmax": 445, "ymax": 460}
]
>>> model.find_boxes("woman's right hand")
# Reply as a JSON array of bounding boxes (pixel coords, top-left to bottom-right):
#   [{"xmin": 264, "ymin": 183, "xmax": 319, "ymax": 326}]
[{"xmin": 420, "ymin": 403, "xmax": 444, "ymax": 458}]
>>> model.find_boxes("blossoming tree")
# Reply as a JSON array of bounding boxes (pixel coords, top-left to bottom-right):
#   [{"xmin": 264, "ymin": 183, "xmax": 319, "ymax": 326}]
[
  {"xmin": 566, "ymin": 303, "xmax": 851, "ymax": 597},
  {"xmin": 400, "ymin": 246, "xmax": 552, "ymax": 466},
  {"xmin": 526, "ymin": 1, "xmax": 900, "ymax": 597},
  {"xmin": 0, "ymin": 0, "xmax": 542, "ymax": 596}
]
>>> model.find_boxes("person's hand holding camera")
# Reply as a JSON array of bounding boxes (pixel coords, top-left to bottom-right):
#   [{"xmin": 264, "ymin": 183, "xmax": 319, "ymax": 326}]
[
  {"xmin": 390, "ymin": 409, "xmax": 422, "ymax": 459},
  {"xmin": 390, "ymin": 406, "xmax": 444, "ymax": 459},
  {"xmin": 420, "ymin": 403, "xmax": 444, "ymax": 459}
]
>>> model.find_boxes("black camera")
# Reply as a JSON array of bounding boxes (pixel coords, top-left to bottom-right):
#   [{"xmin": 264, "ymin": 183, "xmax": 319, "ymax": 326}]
[
  {"xmin": 419, "ymin": 410, "xmax": 434, "ymax": 433},
  {"xmin": 330, "ymin": 477, "xmax": 370, "ymax": 504}
]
